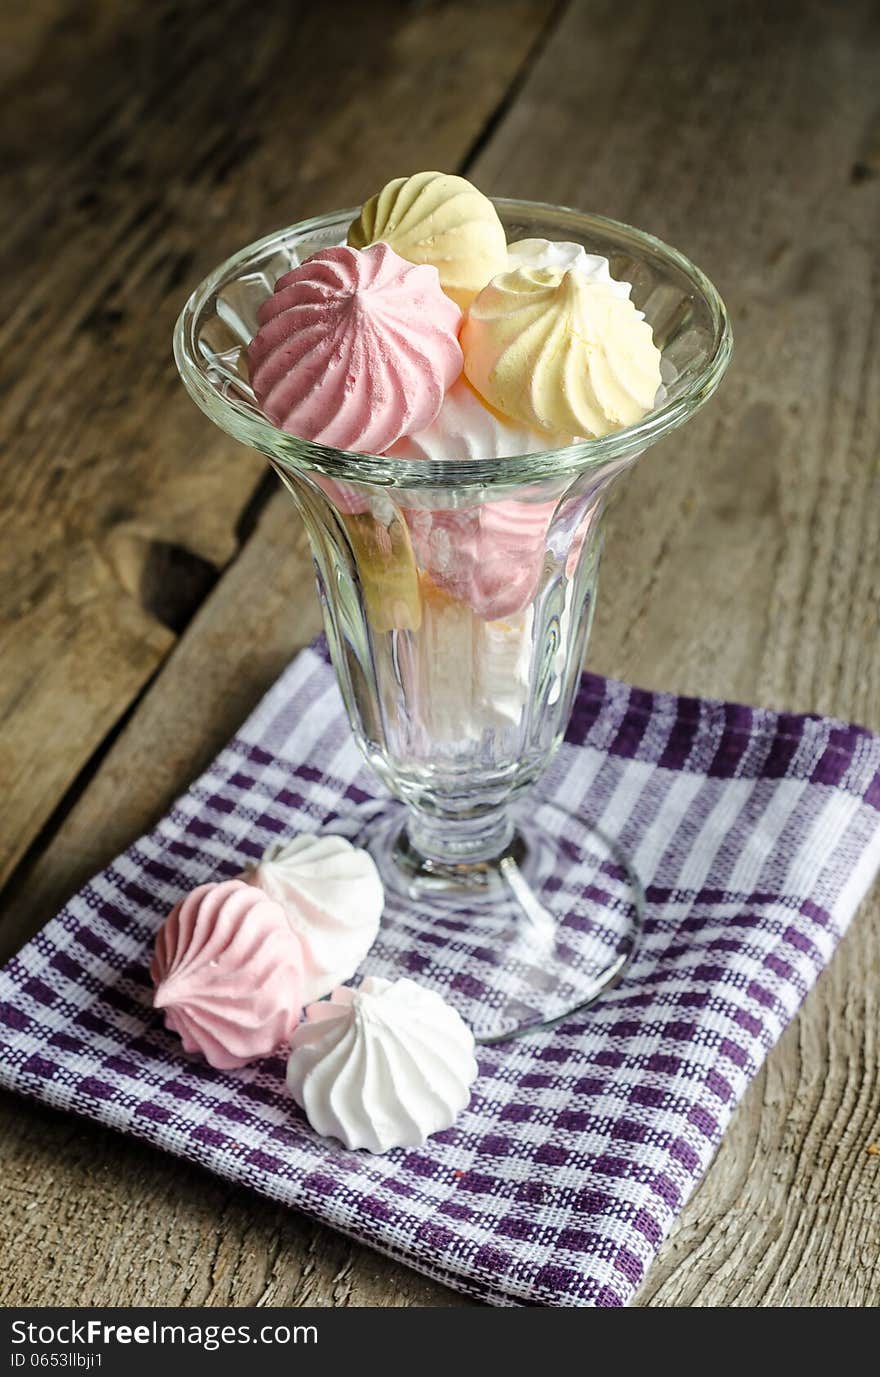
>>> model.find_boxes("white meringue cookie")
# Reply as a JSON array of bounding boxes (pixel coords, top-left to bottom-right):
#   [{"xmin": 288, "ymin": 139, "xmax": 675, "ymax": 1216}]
[
  {"xmin": 411, "ymin": 590, "xmax": 532, "ymax": 742},
  {"xmin": 477, "ymin": 606, "xmax": 534, "ymax": 728},
  {"xmin": 416, "ymin": 579, "xmax": 479, "ymax": 743},
  {"xmin": 286, "ymin": 976, "xmax": 478, "ymax": 1153},
  {"xmin": 385, "ymin": 376, "xmax": 570, "ymax": 463},
  {"xmin": 247, "ymin": 834, "xmax": 384, "ymax": 1004}
]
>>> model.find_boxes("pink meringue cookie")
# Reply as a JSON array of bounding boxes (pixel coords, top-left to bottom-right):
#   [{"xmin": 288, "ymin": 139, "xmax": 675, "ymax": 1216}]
[
  {"xmin": 406, "ymin": 497, "xmax": 556, "ymax": 620},
  {"xmin": 247, "ymin": 243, "xmax": 463, "ymax": 453},
  {"xmin": 151, "ymin": 879, "xmax": 304, "ymax": 1070}
]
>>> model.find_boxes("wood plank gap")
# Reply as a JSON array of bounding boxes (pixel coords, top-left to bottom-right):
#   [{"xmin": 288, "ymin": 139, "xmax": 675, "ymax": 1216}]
[{"xmin": 459, "ymin": 0, "xmax": 571, "ymax": 175}]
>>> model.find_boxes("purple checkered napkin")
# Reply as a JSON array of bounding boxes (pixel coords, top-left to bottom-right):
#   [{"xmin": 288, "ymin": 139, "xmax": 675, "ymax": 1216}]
[{"xmin": 2, "ymin": 644, "xmax": 880, "ymax": 1307}]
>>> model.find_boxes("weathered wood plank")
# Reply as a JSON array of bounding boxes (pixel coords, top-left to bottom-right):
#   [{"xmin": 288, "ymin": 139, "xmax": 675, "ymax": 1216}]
[
  {"xmin": 0, "ymin": 0, "xmax": 554, "ymax": 891},
  {"xmin": 0, "ymin": 491, "xmax": 321, "ymax": 962},
  {"xmin": 2, "ymin": 0, "xmax": 879, "ymax": 1309}
]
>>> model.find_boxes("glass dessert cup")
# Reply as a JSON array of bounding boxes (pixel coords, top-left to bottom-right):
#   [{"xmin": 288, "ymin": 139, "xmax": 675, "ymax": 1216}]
[{"xmin": 174, "ymin": 200, "xmax": 732, "ymax": 1042}]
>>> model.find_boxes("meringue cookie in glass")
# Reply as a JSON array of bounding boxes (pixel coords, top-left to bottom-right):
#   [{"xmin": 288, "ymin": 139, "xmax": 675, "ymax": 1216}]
[
  {"xmin": 417, "ymin": 593, "xmax": 535, "ymax": 738},
  {"xmin": 404, "ymin": 497, "xmax": 555, "ymax": 620},
  {"xmin": 462, "ymin": 266, "xmax": 662, "ymax": 438},
  {"xmin": 411, "ymin": 575, "xmax": 478, "ymax": 743},
  {"xmin": 506, "ymin": 237, "xmax": 639, "ymax": 309},
  {"xmin": 246, "ymin": 833, "xmax": 384, "ymax": 1004},
  {"xmin": 386, "ymin": 376, "xmax": 569, "ymax": 465},
  {"xmin": 389, "ymin": 378, "xmax": 567, "ymax": 627},
  {"xmin": 175, "ymin": 196, "xmax": 732, "ymax": 1041},
  {"xmin": 341, "ymin": 506, "xmax": 422, "ymax": 633},
  {"xmin": 477, "ymin": 606, "xmax": 534, "ymax": 728},
  {"xmin": 151, "ymin": 879, "xmax": 304, "ymax": 1070},
  {"xmin": 347, "ymin": 170, "xmax": 507, "ymax": 311},
  {"xmin": 247, "ymin": 242, "xmax": 462, "ymax": 452},
  {"xmin": 410, "ymin": 577, "xmax": 532, "ymax": 744},
  {"xmin": 313, "ymin": 474, "xmax": 371, "ymax": 516},
  {"xmin": 286, "ymin": 976, "xmax": 478, "ymax": 1153}
]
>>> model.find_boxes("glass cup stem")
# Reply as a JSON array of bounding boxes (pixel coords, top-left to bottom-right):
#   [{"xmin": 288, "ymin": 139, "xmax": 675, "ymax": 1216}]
[
  {"xmin": 377, "ymin": 802, "xmax": 523, "ymax": 901},
  {"xmin": 408, "ymin": 806, "xmax": 515, "ymax": 867}
]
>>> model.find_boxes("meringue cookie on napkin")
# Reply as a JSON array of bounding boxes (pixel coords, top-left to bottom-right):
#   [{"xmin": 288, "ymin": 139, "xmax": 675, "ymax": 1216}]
[
  {"xmin": 151, "ymin": 879, "xmax": 304, "ymax": 1070},
  {"xmin": 287, "ymin": 976, "xmax": 478, "ymax": 1153},
  {"xmin": 246, "ymin": 834, "xmax": 384, "ymax": 1004}
]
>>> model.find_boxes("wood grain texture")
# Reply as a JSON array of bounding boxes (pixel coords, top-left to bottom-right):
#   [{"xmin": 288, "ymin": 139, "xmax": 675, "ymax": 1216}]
[
  {"xmin": 1, "ymin": 0, "xmax": 879, "ymax": 1308},
  {"xmin": 0, "ymin": 490, "xmax": 322, "ymax": 963}
]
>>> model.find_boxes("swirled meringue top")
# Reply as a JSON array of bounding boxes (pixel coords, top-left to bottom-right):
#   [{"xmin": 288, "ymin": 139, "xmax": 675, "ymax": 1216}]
[
  {"xmin": 462, "ymin": 265, "xmax": 662, "ymax": 438},
  {"xmin": 151, "ymin": 879, "xmax": 304, "ymax": 1070},
  {"xmin": 246, "ymin": 833, "xmax": 384, "ymax": 1005},
  {"xmin": 286, "ymin": 976, "xmax": 478, "ymax": 1153},
  {"xmin": 348, "ymin": 171, "xmax": 508, "ymax": 311},
  {"xmin": 385, "ymin": 376, "xmax": 571, "ymax": 462},
  {"xmin": 507, "ymin": 237, "xmax": 638, "ymax": 309},
  {"xmin": 247, "ymin": 243, "xmax": 462, "ymax": 453}
]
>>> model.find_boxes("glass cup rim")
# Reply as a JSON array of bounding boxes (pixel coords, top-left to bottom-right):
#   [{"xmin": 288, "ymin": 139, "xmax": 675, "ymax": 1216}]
[{"xmin": 173, "ymin": 197, "xmax": 733, "ymax": 490}]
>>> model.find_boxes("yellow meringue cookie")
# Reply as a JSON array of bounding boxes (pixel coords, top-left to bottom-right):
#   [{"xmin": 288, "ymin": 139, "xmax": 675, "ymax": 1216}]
[
  {"xmin": 348, "ymin": 171, "xmax": 507, "ymax": 311},
  {"xmin": 461, "ymin": 266, "xmax": 663, "ymax": 438},
  {"xmin": 343, "ymin": 511, "xmax": 421, "ymax": 634}
]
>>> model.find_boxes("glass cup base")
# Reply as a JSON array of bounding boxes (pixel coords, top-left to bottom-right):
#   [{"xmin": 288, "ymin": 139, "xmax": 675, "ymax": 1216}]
[{"xmin": 328, "ymin": 798, "xmax": 644, "ymax": 1043}]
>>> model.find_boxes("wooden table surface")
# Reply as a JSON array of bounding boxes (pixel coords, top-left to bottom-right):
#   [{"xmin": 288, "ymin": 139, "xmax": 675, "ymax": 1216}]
[{"xmin": 1, "ymin": 0, "xmax": 879, "ymax": 1307}]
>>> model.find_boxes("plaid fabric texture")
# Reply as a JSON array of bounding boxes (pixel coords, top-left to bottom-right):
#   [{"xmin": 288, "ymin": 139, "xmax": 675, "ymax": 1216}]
[{"xmin": 1, "ymin": 643, "xmax": 879, "ymax": 1307}]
